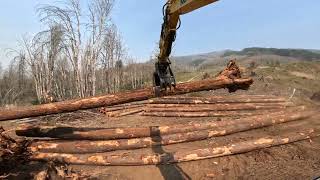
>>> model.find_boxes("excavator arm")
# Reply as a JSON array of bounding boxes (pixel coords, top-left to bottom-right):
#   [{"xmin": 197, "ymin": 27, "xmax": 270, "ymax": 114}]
[{"xmin": 154, "ymin": 0, "xmax": 219, "ymax": 93}]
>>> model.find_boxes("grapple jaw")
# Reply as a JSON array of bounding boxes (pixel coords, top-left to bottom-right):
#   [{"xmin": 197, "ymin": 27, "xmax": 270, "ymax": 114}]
[{"xmin": 153, "ymin": 61, "xmax": 176, "ymax": 96}]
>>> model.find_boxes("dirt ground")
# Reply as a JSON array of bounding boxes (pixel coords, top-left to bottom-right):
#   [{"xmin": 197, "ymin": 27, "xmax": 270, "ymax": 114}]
[{"xmin": 1, "ymin": 88, "xmax": 320, "ymax": 180}]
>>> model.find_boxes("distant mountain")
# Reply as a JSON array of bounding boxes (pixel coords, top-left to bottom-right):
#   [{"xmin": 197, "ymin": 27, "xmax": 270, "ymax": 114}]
[
  {"xmin": 172, "ymin": 47, "xmax": 320, "ymax": 67},
  {"xmin": 223, "ymin": 47, "xmax": 320, "ymax": 60},
  {"xmin": 172, "ymin": 50, "xmax": 230, "ymax": 66},
  {"xmin": 307, "ymin": 49, "xmax": 320, "ymax": 54}
]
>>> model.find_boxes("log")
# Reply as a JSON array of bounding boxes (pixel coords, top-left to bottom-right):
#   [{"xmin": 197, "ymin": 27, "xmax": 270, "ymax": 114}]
[
  {"xmin": 145, "ymin": 102, "xmax": 291, "ymax": 108},
  {"xmin": 0, "ymin": 76, "xmax": 253, "ymax": 121},
  {"xmin": 148, "ymin": 98, "xmax": 286, "ymax": 104},
  {"xmin": 141, "ymin": 110, "xmax": 271, "ymax": 117},
  {"xmin": 16, "ymin": 107, "xmax": 308, "ymax": 140},
  {"xmin": 144, "ymin": 103, "xmax": 290, "ymax": 112},
  {"xmin": 30, "ymin": 128, "xmax": 320, "ymax": 166},
  {"xmin": 99, "ymin": 104, "xmax": 144, "ymax": 113},
  {"xmin": 28, "ymin": 110, "xmax": 315, "ymax": 153},
  {"xmin": 106, "ymin": 108, "xmax": 144, "ymax": 117},
  {"xmin": 162, "ymin": 95, "xmax": 279, "ymax": 99}
]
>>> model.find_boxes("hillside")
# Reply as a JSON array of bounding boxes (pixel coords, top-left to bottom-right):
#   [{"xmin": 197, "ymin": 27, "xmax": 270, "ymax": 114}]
[
  {"xmin": 172, "ymin": 47, "xmax": 320, "ymax": 68},
  {"xmin": 170, "ymin": 48, "xmax": 320, "ymax": 107}
]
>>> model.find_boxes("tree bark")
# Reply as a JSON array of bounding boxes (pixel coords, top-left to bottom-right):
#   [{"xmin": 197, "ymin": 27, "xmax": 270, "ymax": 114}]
[
  {"xmin": 27, "ymin": 110, "xmax": 315, "ymax": 153},
  {"xmin": 30, "ymin": 129, "xmax": 320, "ymax": 165},
  {"xmin": 16, "ymin": 108, "xmax": 309, "ymax": 140},
  {"xmin": 0, "ymin": 77, "xmax": 253, "ymax": 121},
  {"xmin": 0, "ymin": 127, "xmax": 28, "ymax": 174}
]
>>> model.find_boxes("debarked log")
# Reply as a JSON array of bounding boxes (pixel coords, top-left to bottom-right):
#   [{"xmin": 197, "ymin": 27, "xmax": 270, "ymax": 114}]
[
  {"xmin": 30, "ymin": 129, "xmax": 320, "ymax": 166},
  {"xmin": 148, "ymin": 97, "xmax": 286, "ymax": 104},
  {"xmin": 105, "ymin": 108, "xmax": 144, "ymax": 117},
  {"xmin": 16, "ymin": 107, "xmax": 309, "ymax": 140},
  {"xmin": 144, "ymin": 103, "xmax": 291, "ymax": 112},
  {"xmin": 99, "ymin": 104, "xmax": 144, "ymax": 113},
  {"xmin": 141, "ymin": 110, "xmax": 271, "ymax": 117},
  {"xmin": 161, "ymin": 95, "xmax": 279, "ymax": 99},
  {"xmin": 0, "ymin": 77, "xmax": 253, "ymax": 121},
  {"xmin": 28, "ymin": 110, "xmax": 315, "ymax": 153}
]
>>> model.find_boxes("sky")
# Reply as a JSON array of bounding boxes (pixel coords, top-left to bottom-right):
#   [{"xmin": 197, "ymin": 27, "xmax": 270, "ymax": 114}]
[{"xmin": 1, "ymin": 0, "xmax": 320, "ymax": 66}]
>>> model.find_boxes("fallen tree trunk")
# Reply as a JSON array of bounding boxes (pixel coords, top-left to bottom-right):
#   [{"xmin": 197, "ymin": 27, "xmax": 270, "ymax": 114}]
[
  {"xmin": 28, "ymin": 110, "xmax": 315, "ymax": 153},
  {"xmin": 148, "ymin": 98, "xmax": 286, "ymax": 104},
  {"xmin": 0, "ymin": 77, "xmax": 253, "ymax": 121},
  {"xmin": 141, "ymin": 110, "xmax": 270, "ymax": 117},
  {"xmin": 30, "ymin": 128, "xmax": 320, "ymax": 165},
  {"xmin": 144, "ymin": 103, "xmax": 289, "ymax": 112},
  {"xmin": 16, "ymin": 107, "xmax": 308, "ymax": 140}
]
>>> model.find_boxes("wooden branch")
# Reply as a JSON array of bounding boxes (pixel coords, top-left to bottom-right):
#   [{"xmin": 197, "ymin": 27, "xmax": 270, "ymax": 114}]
[
  {"xmin": 16, "ymin": 108, "xmax": 309, "ymax": 140},
  {"xmin": 30, "ymin": 129, "xmax": 320, "ymax": 165},
  {"xmin": 0, "ymin": 77, "xmax": 253, "ymax": 121},
  {"xmin": 28, "ymin": 110, "xmax": 315, "ymax": 153}
]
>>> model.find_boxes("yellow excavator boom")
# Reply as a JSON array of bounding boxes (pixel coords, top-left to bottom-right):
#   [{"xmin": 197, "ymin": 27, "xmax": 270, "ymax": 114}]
[
  {"xmin": 170, "ymin": 0, "xmax": 218, "ymax": 15},
  {"xmin": 154, "ymin": 0, "xmax": 219, "ymax": 92}
]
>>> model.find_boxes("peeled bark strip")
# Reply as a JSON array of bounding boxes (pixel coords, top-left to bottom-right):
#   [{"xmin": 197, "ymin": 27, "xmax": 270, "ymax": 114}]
[
  {"xmin": 16, "ymin": 107, "xmax": 309, "ymax": 140},
  {"xmin": 28, "ymin": 110, "xmax": 315, "ymax": 153},
  {"xmin": 148, "ymin": 98, "xmax": 286, "ymax": 104},
  {"xmin": 0, "ymin": 77, "xmax": 253, "ymax": 121},
  {"xmin": 141, "ymin": 110, "xmax": 270, "ymax": 117},
  {"xmin": 144, "ymin": 103, "xmax": 290, "ymax": 112},
  {"xmin": 30, "ymin": 129, "xmax": 320, "ymax": 166}
]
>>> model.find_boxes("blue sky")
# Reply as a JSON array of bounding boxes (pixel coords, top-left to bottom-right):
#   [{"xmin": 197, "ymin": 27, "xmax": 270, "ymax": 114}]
[{"xmin": 1, "ymin": 0, "xmax": 320, "ymax": 66}]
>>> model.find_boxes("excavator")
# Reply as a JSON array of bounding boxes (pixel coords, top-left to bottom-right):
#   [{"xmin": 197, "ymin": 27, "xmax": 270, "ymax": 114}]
[{"xmin": 154, "ymin": 0, "xmax": 219, "ymax": 94}]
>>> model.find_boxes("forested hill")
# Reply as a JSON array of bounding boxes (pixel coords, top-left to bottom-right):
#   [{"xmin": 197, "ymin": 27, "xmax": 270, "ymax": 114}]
[
  {"xmin": 172, "ymin": 47, "xmax": 320, "ymax": 67},
  {"xmin": 223, "ymin": 48, "xmax": 320, "ymax": 60}
]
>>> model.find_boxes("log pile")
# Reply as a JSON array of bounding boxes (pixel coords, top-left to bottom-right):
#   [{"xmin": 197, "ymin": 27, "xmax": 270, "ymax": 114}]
[
  {"xmin": 30, "ymin": 128, "xmax": 320, "ymax": 166},
  {"xmin": 26, "ymin": 109, "xmax": 315, "ymax": 154},
  {"xmin": 1, "ymin": 61, "xmax": 319, "ymax": 167},
  {"xmin": 98, "ymin": 95, "xmax": 292, "ymax": 118},
  {"xmin": 0, "ymin": 61, "xmax": 253, "ymax": 121},
  {"xmin": 14, "ymin": 107, "xmax": 320, "ymax": 166}
]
